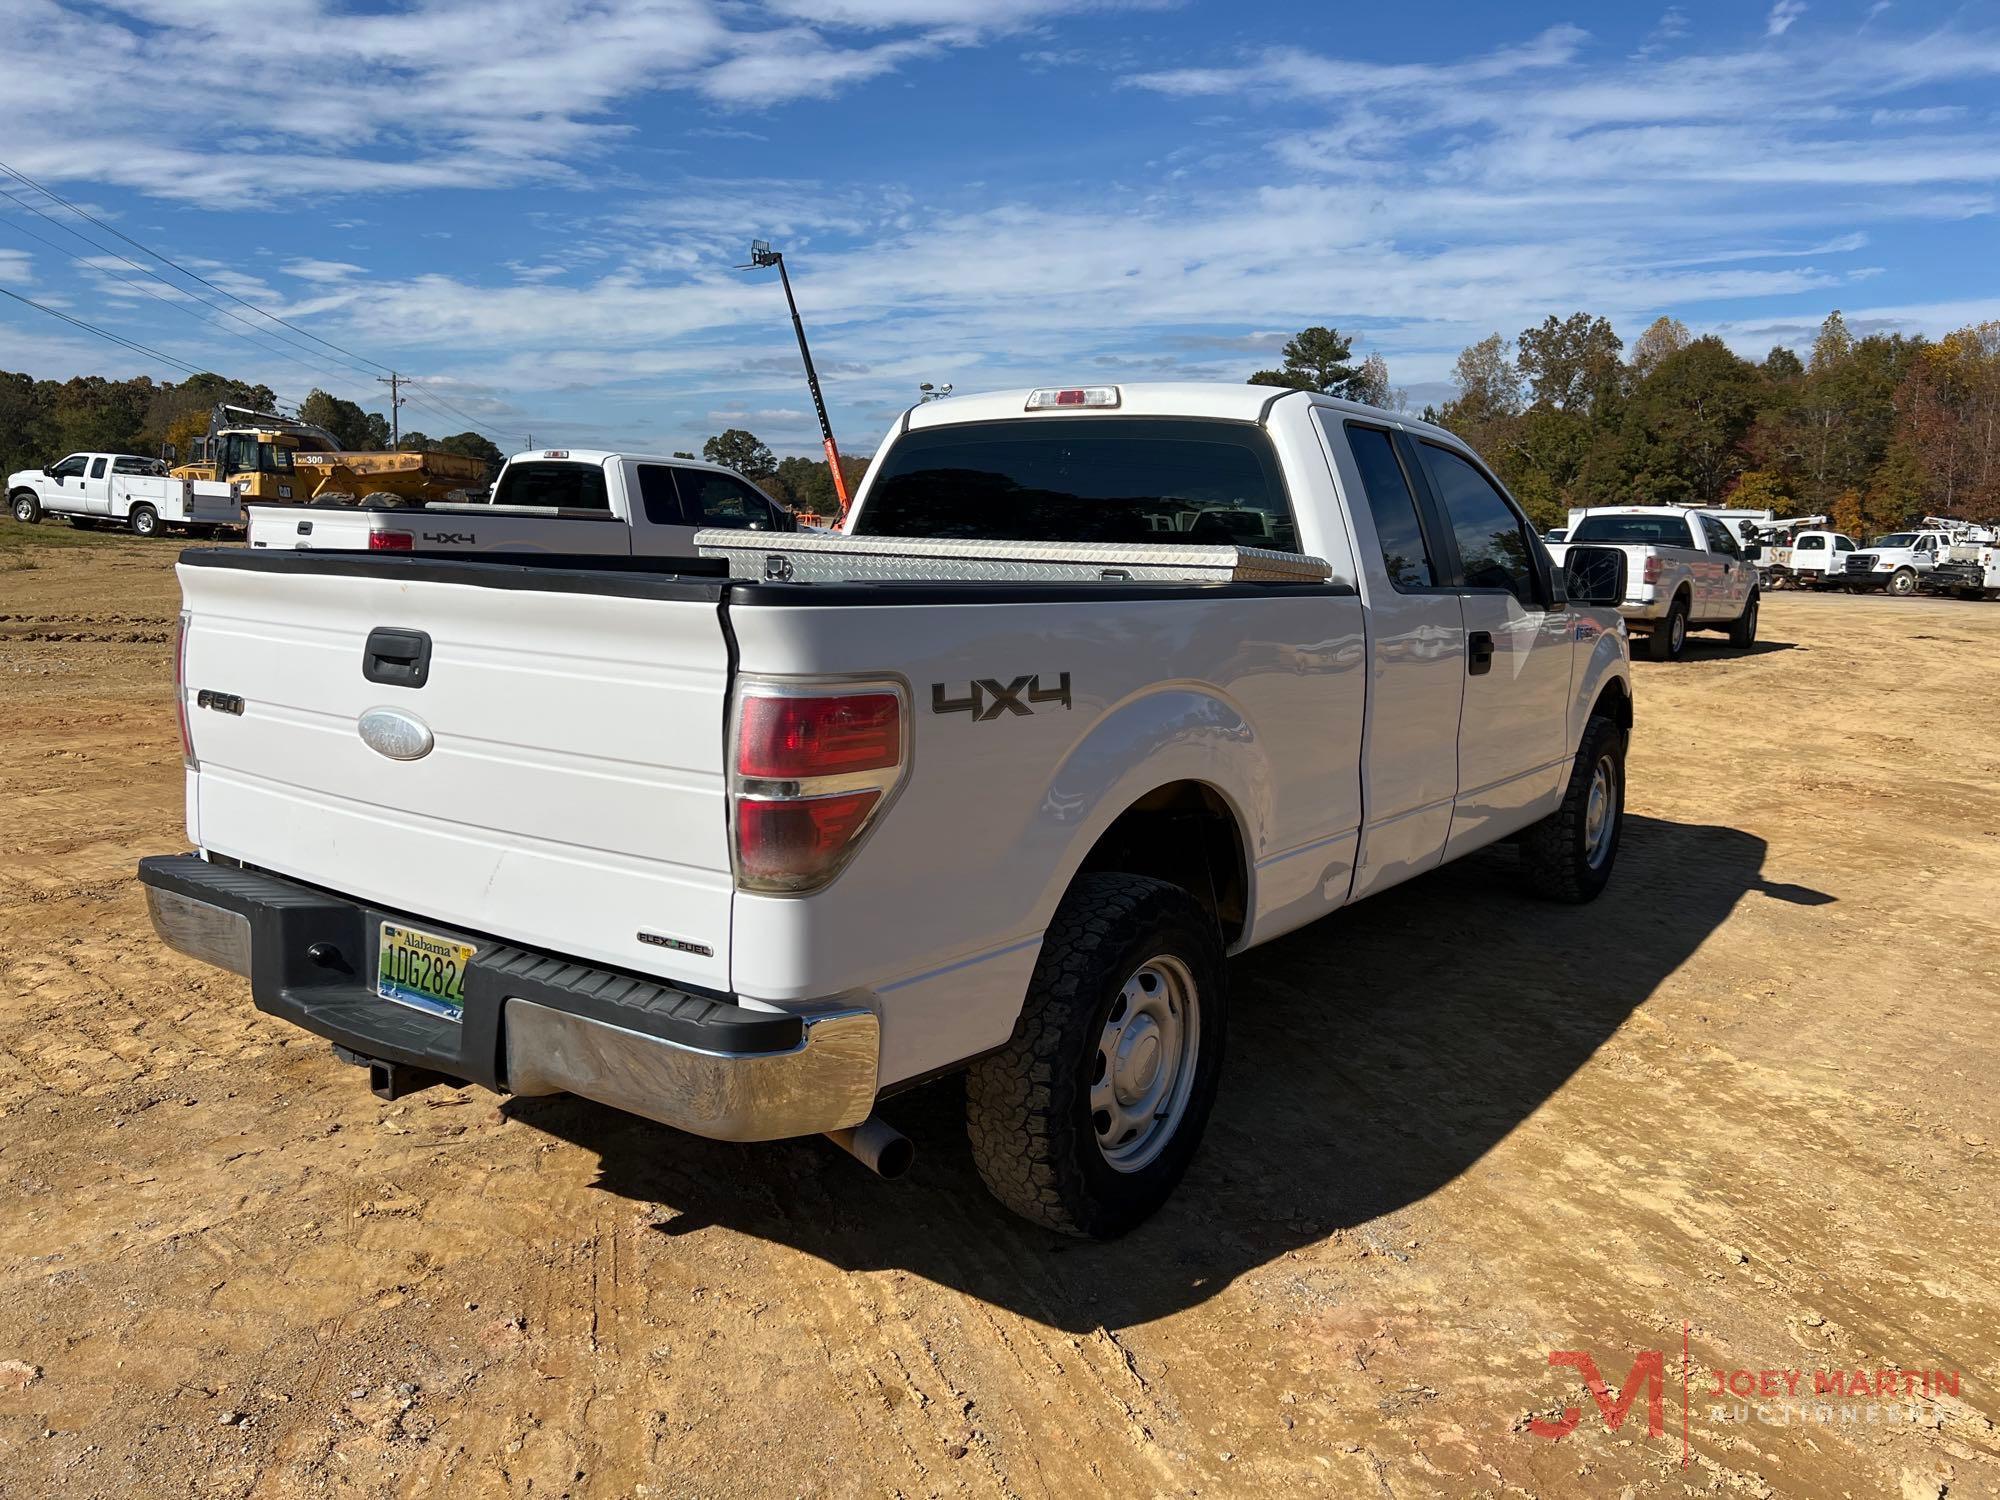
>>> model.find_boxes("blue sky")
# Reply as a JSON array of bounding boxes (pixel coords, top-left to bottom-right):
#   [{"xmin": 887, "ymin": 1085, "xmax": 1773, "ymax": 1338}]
[{"xmin": 2, "ymin": 0, "xmax": 1997, "ymax": 458}]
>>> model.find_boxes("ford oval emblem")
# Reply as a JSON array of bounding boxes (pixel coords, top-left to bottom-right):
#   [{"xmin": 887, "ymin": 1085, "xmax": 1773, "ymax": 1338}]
[{"xmin": 358, "ymin": 707, "xmax": 435, "ymax": 761}]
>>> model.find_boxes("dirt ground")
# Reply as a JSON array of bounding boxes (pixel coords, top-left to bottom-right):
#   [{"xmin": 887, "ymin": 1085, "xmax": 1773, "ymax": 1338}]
[{"xmin": 1, "ymin": 532, "xmax": 1996, "ymax": 1500}]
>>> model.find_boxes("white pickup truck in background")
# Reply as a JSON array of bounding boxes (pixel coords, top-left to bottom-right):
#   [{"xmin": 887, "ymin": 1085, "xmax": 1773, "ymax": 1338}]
[
  {"xmin": 140, "ymin": 383, "xmax": 1634, "ymax": 1238},
  {"xmin": 1757, "ymin": 527, "xmax": 1856, "ymax": 587},
  {"xmin": 9, "ymin": 451, "xmax": 241, "ymax": 537},
  {"xmin": 1549, "ymin": 505, "xmax": 1760, "ymax": 659},
  {"xmin": 247, "ymin": 448, "xmax": 799, "ymax": 554}
]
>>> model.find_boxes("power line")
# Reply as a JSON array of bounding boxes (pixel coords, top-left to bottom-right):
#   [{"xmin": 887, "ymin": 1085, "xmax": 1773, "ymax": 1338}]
[
  {"xmin": 0, "ymin": 283, "xmax": 212, "ymax": 378},
  {"xmin": 0, "ymin": 201, "xmax": 379, "ymax": 396},
  {"xmin": 0, "ymin": 184, "xmax": 384, "ymax": 385},
  {"xmin": 0, "ymin": 155, "xmax": 395, "ymax": 375}
]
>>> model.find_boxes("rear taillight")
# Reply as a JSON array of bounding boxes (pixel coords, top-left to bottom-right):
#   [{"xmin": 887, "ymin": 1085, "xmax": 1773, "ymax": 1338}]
[
  {"xmin": 369, "ymin": 530, "xmax": 414, "ymax": 551},
  {"xmin": 1643, "ymin": 555, "xmax": 1662, "ymax": 585},
  {"xmin": 731, "ymin": 682, "xmax": 906, "ymax": 893},
  {"xmin": 175, "ymin": 609, "xmax": 197, "ymax": 770}
]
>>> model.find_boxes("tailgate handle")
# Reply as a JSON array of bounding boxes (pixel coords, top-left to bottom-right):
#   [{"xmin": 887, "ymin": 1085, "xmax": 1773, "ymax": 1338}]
[{"xmin": 363, "ymin": 627, "xmax": 432, "ymax": 688}]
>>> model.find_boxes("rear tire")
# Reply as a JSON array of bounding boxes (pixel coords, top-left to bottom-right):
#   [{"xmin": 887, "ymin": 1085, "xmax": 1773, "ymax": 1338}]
[
  {"xmin": 1727, "ymin": 591, "xmax": 1760, "ymax": 649},
  {"xmin": 129, "ymin": 504, "xmax": 158, "ymax": 537},
  {"xmin": 966, "ymin": 874, "xmax": 1226, "ymax": 1240},
  {"xmin": 11, "ymin": 491, "xmax": 42, "ymax": 524},
  {"xmin": 1519, "ymin": 713, "xmax": 1625, "ymax": 904},
  {"xmin": 1887, "ymin": 568, "xmax": 1917, "ymax": 597},
  {"xmin": 1645, "ymin": 594, "xmax": 1689, "ymax": 661}
]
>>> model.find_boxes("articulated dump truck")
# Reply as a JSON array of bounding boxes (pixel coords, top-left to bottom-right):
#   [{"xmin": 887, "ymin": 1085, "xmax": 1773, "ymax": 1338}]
[{"xmin": 168, "ymin": 405, "xmax": 493, "ymax": 508}]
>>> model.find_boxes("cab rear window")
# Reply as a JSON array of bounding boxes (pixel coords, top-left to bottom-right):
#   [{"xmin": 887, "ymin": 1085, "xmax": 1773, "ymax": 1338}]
[
  {"xmin": 1570, "ymin": 515, "xmax": 1690, "ymax": 545},
  {"xmin": 491, "ymin": 461, "xmax": 609, "ymax": 511},
  {"xmin": 854, "ymin": 417, "xmax": 1297, "ymax": 551}
]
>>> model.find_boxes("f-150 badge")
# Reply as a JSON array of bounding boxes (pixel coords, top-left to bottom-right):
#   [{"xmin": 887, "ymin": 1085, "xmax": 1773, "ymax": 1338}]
[{"xmin": 931, "ymin": 673, "xmax": 1072, "ymax": 721}]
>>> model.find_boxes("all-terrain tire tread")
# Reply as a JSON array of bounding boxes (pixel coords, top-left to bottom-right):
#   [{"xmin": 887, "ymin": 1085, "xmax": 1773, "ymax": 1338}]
[
  {"xmin": 1518, "ymin": 714, "xmax": 1622, "ymax": 904},
  {"xmin": 965, "ymin": 874, "xmax": 1210, "ymax": 1238}
]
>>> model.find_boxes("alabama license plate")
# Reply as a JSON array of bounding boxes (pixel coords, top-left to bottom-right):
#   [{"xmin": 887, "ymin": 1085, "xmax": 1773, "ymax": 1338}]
[{"xmin": 376, "ymin": 921, "xmax": 474, "ymax": 1021}]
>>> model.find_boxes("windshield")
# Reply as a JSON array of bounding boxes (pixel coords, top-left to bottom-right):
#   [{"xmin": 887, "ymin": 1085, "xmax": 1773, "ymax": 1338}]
[
  {"xmin": 1570, "ymin": 514, "xmax": 1691, "ymax": 545},
  {"xmin": 1870, "ymin": 533, "xmax": 1917, "ymax": 548},
  {"xmin": 491, "ymin": 460, "xmax": 610, "ymax": 511},
  {"xmin": 854, "ymin": 417, "xmax": 1297, "ymax": 550}
]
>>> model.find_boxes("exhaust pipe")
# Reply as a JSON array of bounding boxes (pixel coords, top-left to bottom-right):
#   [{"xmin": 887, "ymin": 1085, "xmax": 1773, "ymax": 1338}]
[{"xmin": 824, "ymin": 1117, "xmax": 914, "ymax": 1180}]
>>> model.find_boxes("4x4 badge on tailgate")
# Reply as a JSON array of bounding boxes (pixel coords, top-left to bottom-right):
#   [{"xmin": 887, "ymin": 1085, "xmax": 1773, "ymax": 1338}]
[{"xmin": 931, "ymin": 673, "xmax": 1072, "ymax": 721}]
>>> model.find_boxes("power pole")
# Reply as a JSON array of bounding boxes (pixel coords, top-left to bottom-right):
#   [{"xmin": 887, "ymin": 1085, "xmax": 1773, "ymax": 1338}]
[
  {"xmin": 741, "ymin": 241, "xmax": 851, "ymax": 516},
  {"xmin": 376, "ymin": 371, "xmax": 404, "ymax": 445}
]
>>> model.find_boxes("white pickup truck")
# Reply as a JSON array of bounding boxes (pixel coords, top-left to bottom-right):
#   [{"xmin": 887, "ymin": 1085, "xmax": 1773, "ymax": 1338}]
[
  {"xmin": 1757, "ymin": 527, "xmax": 1856, "ymax": 588},
  {"xmin": 1829, "ymin": 528, "xmax": 1957, "ymax": 595},
  {"xmin": 247, "ymin": 448, "xmax": 798, "ymax": 554},
  {"xmin": 9, "ymin": 452, "xmax": 241, "ymax": 537},
  {"xmin": 139, "ymin": 383, "xmax": 1634, "ymax": 1238},
  {"xmin": 1549, "ymin": 505, "xmax": 1760, "ymax": 660}
]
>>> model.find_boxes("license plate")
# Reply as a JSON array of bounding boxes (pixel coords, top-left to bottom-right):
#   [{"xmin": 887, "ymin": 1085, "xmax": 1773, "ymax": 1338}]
[{"xmin": 376, "ymin": 921, "xmax": 474, "ymax": 1021}]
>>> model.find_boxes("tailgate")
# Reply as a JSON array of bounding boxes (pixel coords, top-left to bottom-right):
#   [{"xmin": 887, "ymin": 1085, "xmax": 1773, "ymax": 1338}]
[{"xmin": 176, "ymin": 552, "xmax": 735, "ymax": 990}]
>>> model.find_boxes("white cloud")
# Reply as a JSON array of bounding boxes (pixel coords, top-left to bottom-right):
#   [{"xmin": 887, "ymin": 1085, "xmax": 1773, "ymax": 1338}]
[{"xmin": 1767, "ymin": 1, "xmax": 1806, "ymax": 37}]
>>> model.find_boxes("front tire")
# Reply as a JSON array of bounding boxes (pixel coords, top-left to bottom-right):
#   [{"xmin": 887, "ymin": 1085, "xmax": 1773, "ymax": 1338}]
[
  {"xmin": 1646, "ymin": 594, "xmax": 1689, "ymax": 661},
  {"xmin": 1727, "ymin": 591, "xmax": 1760, "ymax": 649},
  {"xmin": 10, "ymin": 491, "xmax": 40, "ymax": 524},
  {"xmin": 1887, "ymin": 568, "xmax": 1917, "ymax": 597},
  {"xmin": 1519, "ymin": 713, "xmax": 1625, "ymax": 903},
  {"xmin": 966, "ymin": 874, "xmax": 1226, "ymax": 1240},
  {"xmin": 129, "ymin": 504, "xmax": 158, "ymax": 537}
]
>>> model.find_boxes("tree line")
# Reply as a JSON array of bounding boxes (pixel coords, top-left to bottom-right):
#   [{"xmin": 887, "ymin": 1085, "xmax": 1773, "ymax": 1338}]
[
  {"xmin": 1250, "ymin": 315, "xmax": 2000, "ymax": 534},
  {"xmin": 697, "ymin": 427, "xmax": 865, "ymax": 518},
  {"xmin": 0, "ymin": 370, "xmax": 503, "ymax": 479}
]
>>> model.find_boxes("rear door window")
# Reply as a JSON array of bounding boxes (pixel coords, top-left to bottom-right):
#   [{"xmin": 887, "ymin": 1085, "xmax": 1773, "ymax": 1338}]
[
  {"xmin": 491, "ymin": 461, "xmax": 610, "ymax": 512},
  {"xmin": 635, "ymin": 465, "xmax": 689, "ymax": 527},
  {"xmin": 1338, "ymin": 420, "xmax": 1436, "ymax": 589},
  {"xmin": 89, "ymin": 457, "xmax": 108, "ymax": 479},
  {"xmin": 854, "ymin": 417, "xmax": 1298, "ymax": 550}
]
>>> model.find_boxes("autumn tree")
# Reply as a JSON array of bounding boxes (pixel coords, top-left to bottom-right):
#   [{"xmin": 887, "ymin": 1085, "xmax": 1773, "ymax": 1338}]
[
  {"xmin": 1517, "ymin": 313, "xmax": 1625, "ymax": 417},
  {"xmin": 1609, "ymin": 337, "xmax": 1762, "ymax": 505},
  {"xmin": 1631, "ymin": 317, "xmax": 1692, "ymax": 381}
]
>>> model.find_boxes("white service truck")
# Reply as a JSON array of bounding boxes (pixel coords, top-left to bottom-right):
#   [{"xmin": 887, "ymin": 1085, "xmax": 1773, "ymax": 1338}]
[
  {"xmin": 1548, "ymin": 505, "xmax": 1760, "ymax": 660},
  {"xmin": 247, "ymin": 449, "xmax": 799, "ymax": 554},
  {"xmin": 9, "ymin": 452, "xmax": 241, "ymax": 537},
  {"xmin": 138, "ymin": 383, "xmax": 1634, "ymax": 1238},
  {"xmin": 1757, "ymin": 527, "xmax": 1855, "ymax": 587},
  {"xmin": 1916, "ymin": 521, "xmax": 2000, "ymax": 600},
  {"xmin": 1832, "ymin": 522, "xmax": 1967, "ymax": 595}
]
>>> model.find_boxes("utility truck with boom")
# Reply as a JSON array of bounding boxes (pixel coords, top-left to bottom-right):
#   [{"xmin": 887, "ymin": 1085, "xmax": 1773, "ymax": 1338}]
[{"xmin": 139, "ymin": 383, "xmax": 1634, "ymax": 1238}]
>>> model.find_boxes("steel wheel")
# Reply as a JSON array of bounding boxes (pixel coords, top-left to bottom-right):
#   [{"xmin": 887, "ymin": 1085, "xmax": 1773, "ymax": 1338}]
[
  {"xmin": 1670, "ymin": 609, "xmax": 1686, "ymax": 653},
  {"xmin": 12, "ymin": 495, "xmax": 36, "ymax": 523},
  {"xmin": 1584, "ymin": 753, "xmax": 1619, "ymax": 870},
  {"xmin": 1090, "ymin": 954, "xmax": 1200, "ymax": 1173}
]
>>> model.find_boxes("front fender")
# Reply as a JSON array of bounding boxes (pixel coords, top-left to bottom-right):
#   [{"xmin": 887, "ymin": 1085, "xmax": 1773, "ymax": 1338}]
[{"xmin": 1569, "ymin": 610, "xmax": 1632, "ymax": 752}]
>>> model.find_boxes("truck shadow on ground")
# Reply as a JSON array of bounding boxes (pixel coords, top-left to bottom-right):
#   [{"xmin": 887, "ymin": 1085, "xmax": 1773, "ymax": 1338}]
[{"xmin": 511, "ymin": 813, "xmax": 1831, "ymax": 1331}]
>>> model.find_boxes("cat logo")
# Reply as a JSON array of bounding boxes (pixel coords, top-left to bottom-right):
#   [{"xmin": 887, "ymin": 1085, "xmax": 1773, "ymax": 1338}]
[{"xmin": 931, "ymin": 672, "xmax": 1072, "ymax": 722}]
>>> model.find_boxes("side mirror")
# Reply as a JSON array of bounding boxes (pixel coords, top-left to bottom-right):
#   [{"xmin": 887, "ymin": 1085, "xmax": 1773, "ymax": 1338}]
[
  {"xmin": 1562, "ymin": 545, "xmax": 1628, "ymax": 608},
  {"xmin": 42, "ymin": 466, "xmax": 54, "ymax": 477}
]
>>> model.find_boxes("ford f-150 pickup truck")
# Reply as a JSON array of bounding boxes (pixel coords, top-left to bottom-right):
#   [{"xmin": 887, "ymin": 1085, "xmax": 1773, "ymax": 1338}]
[
  {"xmin": 1549, "ymin": 505, "xmax": 1759, "ymax": 660},
  {"xmin": 247, "ymin": 448, "xmax": 800, "ymax": 554},
  {"xmin": 9, "ymin": 452, "xmax": 241, "ymax": 536},
  {"xmin": 139, "ymin": 383, "xmax": 1633, "ymax": 1238}
]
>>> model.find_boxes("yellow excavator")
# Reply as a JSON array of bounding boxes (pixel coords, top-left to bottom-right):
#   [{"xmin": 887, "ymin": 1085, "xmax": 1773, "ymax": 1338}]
[{"xmin": 167, "ymin": 405, "xmax": 493, "ymax": 506}]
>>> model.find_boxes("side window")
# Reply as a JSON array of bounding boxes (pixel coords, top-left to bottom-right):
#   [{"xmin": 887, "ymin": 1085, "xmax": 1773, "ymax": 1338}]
[
  {"xmin": 635, "ymin": 465, "xmax": 688, "ymax": 527},
  {"xmin": 1835, "ymin": 536, "xmax": 1855, "ymax": 552},
  {"xmin": 1797, "ymin": 535, "xmax": 1826, "ymax": 551},
  {"xmin": 50, "ymin": 455, "xmax": 88, "ymax": 478},
  {"xmin": 678, "ymin": 470, "xmax": 776, "ymax": 530},
  {"xmin": 89, "ymin": 457, "xmax": 108, "ymax": 479},
  {"xmin": 1418, "ymin": 443, "xmax": 1540, "ymax": 608},
  {"xmin": 1338, "ymin": 419, "xmax": 1436, "ymax": 589},
  {"xmin": 1702, "ymin": 516, "xmax": 1742, "ymax": 557}
]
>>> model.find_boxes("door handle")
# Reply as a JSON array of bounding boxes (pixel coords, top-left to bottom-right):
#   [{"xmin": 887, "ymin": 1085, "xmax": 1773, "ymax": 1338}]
[{"xmin": 1467, "ymin": 631, "xmax": 1494, "ymax": 675}]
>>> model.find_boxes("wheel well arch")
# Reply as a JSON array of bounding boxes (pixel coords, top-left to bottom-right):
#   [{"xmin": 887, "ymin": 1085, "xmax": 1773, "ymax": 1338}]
[
  {"xmin": 1590, "ymin": 676, "xmax": 1633, "ymax": 736},
  {"xmin": 1071, "ymin": 780, "xmax": 1250, "ymax": 947}
]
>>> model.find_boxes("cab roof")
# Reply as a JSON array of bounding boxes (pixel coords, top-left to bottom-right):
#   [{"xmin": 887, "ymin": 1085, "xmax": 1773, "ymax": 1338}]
[{"xmin": 900, "ymin": 382, "xmax": 1459, "ymax": 443}]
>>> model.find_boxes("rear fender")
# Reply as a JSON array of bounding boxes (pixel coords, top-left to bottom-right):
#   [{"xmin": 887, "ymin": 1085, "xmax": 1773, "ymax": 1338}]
[{"xmin": 1030, "ymin": 685, "xmax": 1266, "ymax": 934}]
